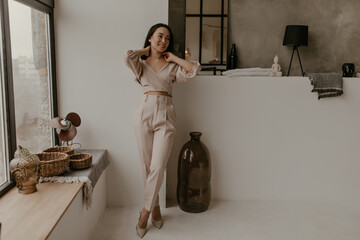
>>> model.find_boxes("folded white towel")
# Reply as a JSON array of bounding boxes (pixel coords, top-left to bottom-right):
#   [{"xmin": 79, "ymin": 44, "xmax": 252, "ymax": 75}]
[
  {"xmin": 224, "ymin": 72, "xmax": 271, "ymax": 76},
  {"xmin": 222, "ymin": 68, "xmax": 272, "ymax": 77}
]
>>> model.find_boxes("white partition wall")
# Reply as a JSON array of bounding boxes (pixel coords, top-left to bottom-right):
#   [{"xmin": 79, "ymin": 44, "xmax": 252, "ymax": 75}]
[{"xmin": 167, "ymin": 76, "xmax": 360, "ymax": 202}]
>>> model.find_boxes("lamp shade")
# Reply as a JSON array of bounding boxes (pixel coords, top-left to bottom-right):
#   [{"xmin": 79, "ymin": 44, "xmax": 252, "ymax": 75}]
[{"xmin": 283, "ymin": 25, "xmax": 308, "ymax": 46}]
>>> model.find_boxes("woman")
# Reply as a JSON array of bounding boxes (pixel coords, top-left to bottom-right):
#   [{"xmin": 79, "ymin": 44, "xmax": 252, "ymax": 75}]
[{"xmin": 124, "ymin": 23, "xmax": 200, "ymax": 238}]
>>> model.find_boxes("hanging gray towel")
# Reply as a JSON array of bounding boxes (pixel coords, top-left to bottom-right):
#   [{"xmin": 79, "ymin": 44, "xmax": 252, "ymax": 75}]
[{"xmin": 306, "ymin": 73, "xmax": 343, "ymax": 100}]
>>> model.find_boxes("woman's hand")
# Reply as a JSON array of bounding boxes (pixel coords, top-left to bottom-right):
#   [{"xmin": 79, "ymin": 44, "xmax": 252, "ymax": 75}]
[
  {"xmin": 144, "ymin": 45, "xmax": 151, "ymax": 57},
  {"xmin": 162, "ymin": 52, "xmax": 176, "ymax": 63},
  {"xmin": 135, "ymin": 46, "xmax": 151, "ymax": 57},
  {"xmin": 163, "ymin": 52, "xmax": 195, "ymax": 72}
]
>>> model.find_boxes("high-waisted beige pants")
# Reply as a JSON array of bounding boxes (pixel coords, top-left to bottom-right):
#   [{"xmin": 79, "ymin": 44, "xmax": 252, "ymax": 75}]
[{"xmin": 133, "ymin": 94, "xmax": 176, "ymax": 211}]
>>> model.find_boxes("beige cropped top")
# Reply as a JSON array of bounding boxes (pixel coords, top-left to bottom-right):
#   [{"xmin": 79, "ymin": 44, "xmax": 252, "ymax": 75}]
[{"xmin": 124, "ymin": 50, "xmax": 201, "ymax": 95}]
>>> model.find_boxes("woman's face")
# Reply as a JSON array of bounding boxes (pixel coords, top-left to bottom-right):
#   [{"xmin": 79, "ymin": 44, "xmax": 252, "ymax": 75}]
[{"xmin": 149, "ymin": 27, "xmax": 170, "ymax": 53}]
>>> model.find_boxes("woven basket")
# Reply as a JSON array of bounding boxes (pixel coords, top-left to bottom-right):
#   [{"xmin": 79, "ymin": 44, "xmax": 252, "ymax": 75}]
[
  {"xmin": 43, "ymin": 146, "xmax": 74, "ymax": 155},
  {"xmin": 69, "ymin": 153, "xmax": 92, "ymax": 170},
  {"xmin": 37, "ymin": 152, "xmax": 69, "ymax": 177}
]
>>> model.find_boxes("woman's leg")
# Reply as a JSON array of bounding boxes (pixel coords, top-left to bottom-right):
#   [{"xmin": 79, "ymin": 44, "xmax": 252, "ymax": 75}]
[
  {"xmin": 133, "ymin": 96, "xmax": 156, "ymax": 200},
  {"xmin": 134, "ymin": 98, "xmax": 154, "ymax": 229},
  {"xmin": 144, "ymin": 127, "xmax": 175, "ymax": 211},
  {"xmin": 152, "ymin": 205, "xmax": 162, "ymax": 221},
  {"xmin": 134, "ymin": 125, "xmax": 153, "ymax": 229},
  {"xmin": 138, "ymin": 207, "xmax": 151, "ymax": 229},
  {"xmin": 134, "ymin": 126, "xmax": 153, "ymax": 188},
  {"xmin": 143, "ymin": 99, "xmax": 176, "ymax": 212}
]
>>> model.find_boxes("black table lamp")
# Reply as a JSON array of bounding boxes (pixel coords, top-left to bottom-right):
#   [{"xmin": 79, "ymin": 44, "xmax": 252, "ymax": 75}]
[{"xmin": 283, "ymin": 25, "xmax": 308, "ymax": 76}]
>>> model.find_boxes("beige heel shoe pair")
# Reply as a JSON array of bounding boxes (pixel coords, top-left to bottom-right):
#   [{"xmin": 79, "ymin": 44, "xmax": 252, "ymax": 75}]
[
  {"xmin": 136, "ymin": 219, "xmax": 162, "ymax": 238},
  {"xmin": 136, "ymin": 208, "xmax": 163, "ymax": 238}
]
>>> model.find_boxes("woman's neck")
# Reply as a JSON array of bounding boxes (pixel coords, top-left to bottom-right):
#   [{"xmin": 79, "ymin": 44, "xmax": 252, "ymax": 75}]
[{"xmin": 148, "ymin": 50, "xmax": 164, "ymax": 61}]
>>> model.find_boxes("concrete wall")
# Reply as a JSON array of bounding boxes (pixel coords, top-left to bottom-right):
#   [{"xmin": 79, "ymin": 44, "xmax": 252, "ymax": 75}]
[{"xmin": 229, "ymin": 0, "xmax": 360, "ymax": 75}]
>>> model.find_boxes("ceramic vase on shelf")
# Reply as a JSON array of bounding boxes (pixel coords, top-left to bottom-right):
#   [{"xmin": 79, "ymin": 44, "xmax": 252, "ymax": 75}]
[
  {"xmin": 342, "ymin": 63, "xmax": 355, "ymax": 77},
  {"xmin": 177, "ymin": 132, "xmax": 211, "ymax": 213}
]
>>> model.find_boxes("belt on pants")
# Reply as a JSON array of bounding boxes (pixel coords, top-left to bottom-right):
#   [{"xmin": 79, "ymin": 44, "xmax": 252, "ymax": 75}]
[{"xmin": 143, "ymin": 94, "xmax": 172, "ymax": 104}]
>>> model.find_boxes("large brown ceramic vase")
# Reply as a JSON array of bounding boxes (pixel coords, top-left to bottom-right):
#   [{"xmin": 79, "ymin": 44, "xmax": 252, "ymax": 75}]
[{"xmin": 177, "ymin": 132, "xmax": 211, "ymax": 213}]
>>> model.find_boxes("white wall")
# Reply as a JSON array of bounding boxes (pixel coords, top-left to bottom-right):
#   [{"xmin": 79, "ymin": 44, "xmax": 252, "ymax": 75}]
[
  {"xmin": 167, "ymin": 76, "xmax": 360, "ymax": 201},
  {"xmin": 54, "ymin": 0, "xmax": 168, "ymax": 207}
]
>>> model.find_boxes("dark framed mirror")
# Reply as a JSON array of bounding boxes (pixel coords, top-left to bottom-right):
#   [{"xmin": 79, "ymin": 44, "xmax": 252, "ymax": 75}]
[{"xmin": 169, "ymin": 0, "xmax": 229, "ymax": 75}]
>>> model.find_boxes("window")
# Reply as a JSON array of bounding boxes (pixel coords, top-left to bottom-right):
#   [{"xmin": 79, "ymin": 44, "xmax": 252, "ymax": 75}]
[
  {"xmin": 0, "ymin": 37, "xmax": 10, "ymax": 191},
  {"xmin": 0, "ymin": 0, "xmax": 57, "ymax": 197},
  {"xmin": 185, "ymin": 0, "xmax": 228, "ymax": 75}
]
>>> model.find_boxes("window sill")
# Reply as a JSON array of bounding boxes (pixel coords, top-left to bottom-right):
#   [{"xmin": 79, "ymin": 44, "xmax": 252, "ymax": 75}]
[{"xmin": 0, "ymin": 182, "xmax": 83, "ymax": 240}]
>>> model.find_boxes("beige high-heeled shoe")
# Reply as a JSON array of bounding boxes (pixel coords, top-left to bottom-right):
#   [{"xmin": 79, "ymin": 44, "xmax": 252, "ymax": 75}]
[
  {"xmin": 151, "ymin": 206, "xmax": 163, "ymax": 229},
  {"xmin": 136, "ymin": 211, "xmax": 147, "ymax": 238},
  {"xmin": 136, "ymin": 224, "xmax": 146, "ymax": 238},
  {"xmin": 151, "ymin": 218, "xmax": 163, "ymax": 229}
]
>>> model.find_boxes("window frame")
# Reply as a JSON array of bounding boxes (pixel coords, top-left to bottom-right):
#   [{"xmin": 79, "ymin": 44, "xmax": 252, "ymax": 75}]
[
  {"xmin": 185, "ymin": 0, "xmax": 228, "ymax": 67},
  {"xmin": 0, "ymin": 0, "xmax": 58, "ymax": 198}
]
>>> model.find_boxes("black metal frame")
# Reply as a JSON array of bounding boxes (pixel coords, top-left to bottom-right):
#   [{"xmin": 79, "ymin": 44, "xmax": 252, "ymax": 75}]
[
  {"xmin": 186, "ymin": 0, "xmax": 227, "ymax": 66},
  {"xmin": 0, "ymin": 0, "xmax": 17, "ymax": 198},
  {"xmin": 0, "ymin": 0, "xmax": 57, "ymax": 198}
]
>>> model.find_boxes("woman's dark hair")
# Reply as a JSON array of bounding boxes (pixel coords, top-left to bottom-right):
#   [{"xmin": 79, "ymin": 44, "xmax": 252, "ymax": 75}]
[{"xmin": 140, "ymin": 23, "xmax": 174, "ymax": 60}]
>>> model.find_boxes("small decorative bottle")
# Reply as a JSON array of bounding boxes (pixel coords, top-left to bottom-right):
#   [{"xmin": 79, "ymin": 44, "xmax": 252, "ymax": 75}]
[
  {"xmin": 177, "ymin": 132, "xmax": 211, "ymax": 213},
  {"xmin": 227, "ymin": 43, "xmax": 237, "ymax": 70}
]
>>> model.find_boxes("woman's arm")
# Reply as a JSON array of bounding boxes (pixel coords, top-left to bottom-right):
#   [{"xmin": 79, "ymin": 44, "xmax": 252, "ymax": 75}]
[
  {"xmin": 124, "ymin": 46, "xmax": 149, "ymax": 79},
  {"xmin": 163, "ymin": 52, "xmax": 194, "ymax": 72},
  {"xmin": 162, "ymin": 52, "xmax": 200, "ymax": 83}
]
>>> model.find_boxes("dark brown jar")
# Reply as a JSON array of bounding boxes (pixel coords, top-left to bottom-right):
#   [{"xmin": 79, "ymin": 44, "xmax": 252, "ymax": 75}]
[{"xmin": 177, "ymin": 132, "xmax": 211, "ymax": 213}]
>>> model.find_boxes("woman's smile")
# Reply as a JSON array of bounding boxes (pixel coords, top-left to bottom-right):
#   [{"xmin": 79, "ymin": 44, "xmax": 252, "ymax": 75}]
[{"xmin": 149, "ymin": 27, "xmax": 170, "ymax": 52}]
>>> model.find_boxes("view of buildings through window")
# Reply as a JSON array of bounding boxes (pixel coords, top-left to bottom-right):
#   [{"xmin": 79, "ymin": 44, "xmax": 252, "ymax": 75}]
[
  {"xmin": 1, "ymin": 0, "xmax": 55, "ymax": 194},
  {"xmin": 9, "ymin": 0, "xmax": 52, "ymax": 153}
]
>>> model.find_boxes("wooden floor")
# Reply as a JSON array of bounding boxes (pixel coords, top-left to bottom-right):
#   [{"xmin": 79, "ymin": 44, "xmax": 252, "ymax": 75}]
[{"xmin": 0, "ymin": 182, "xmax": 83, "ymax": 240}]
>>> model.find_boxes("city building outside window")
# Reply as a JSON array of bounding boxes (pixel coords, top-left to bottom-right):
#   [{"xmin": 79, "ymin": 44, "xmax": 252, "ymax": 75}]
[{"xmin": 0, "ymin": 0, "xmax": 57, "ymax": 197}]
